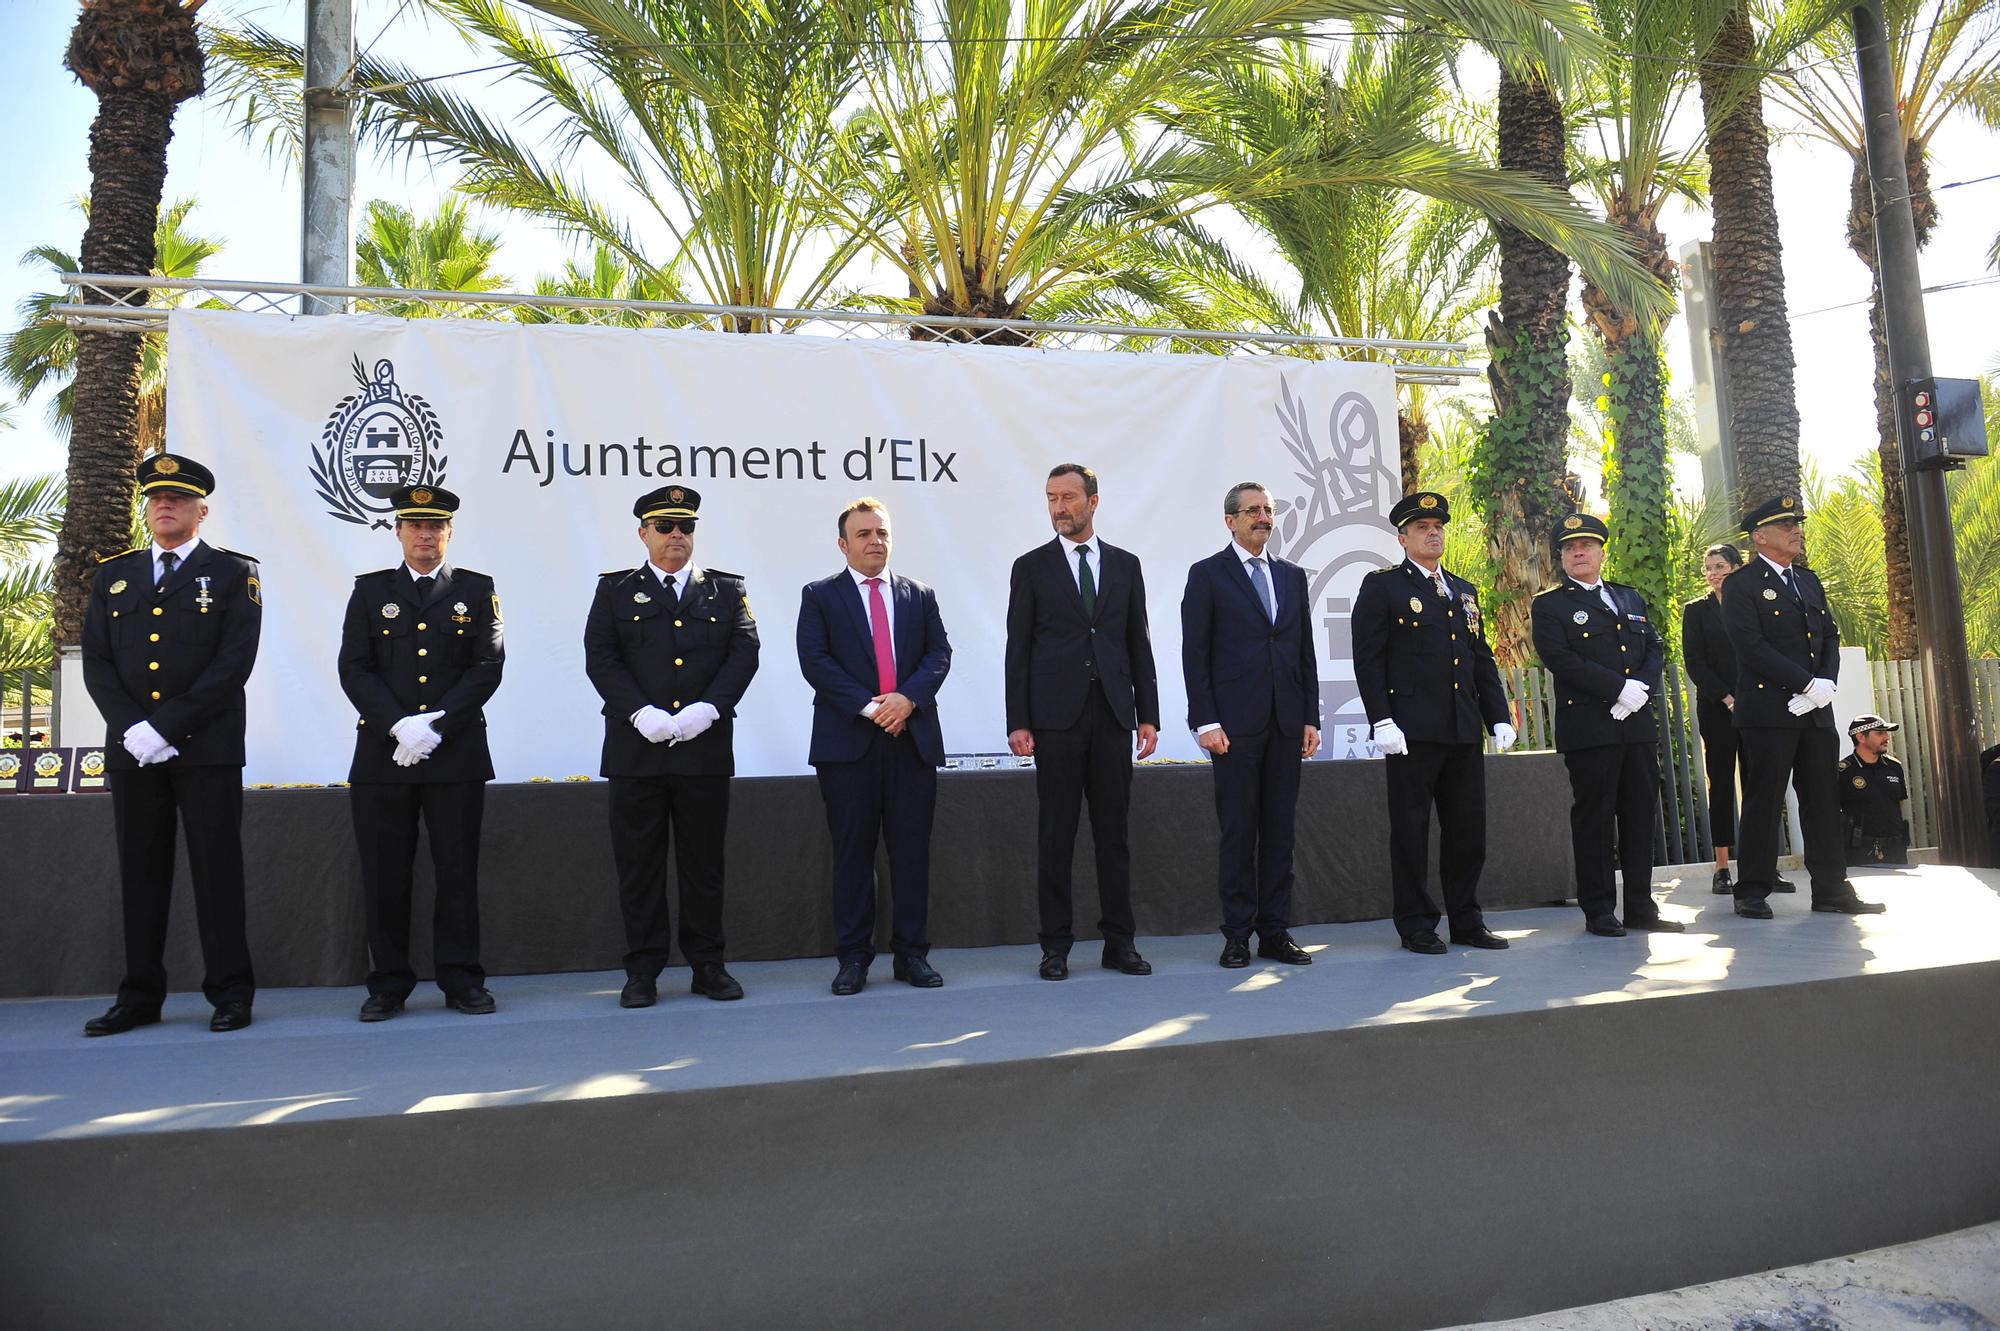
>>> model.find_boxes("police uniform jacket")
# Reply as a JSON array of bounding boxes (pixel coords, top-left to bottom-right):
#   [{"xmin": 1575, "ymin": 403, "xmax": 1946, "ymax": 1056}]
[
  {"xmin": 1530, "ymin": 578, "xmax": 1664, "ymax": 750},
  {"xmin": 584, "ymin": 564, "xmax": 760, "ymax": 778},
  {"xmin": 1838, "ymin": 752, "xmax": 1907, "ymax": 836},
  {"xmin": 338, "ymin": 564, "xmax": 504, "ymax": 784},
  {"xmin": 82, "ymin": 542, "xmax": 263, "ymax": 770},
  {"xmin": 1720, "ymin": 558, "xmax": 1840, "ymax": 729},
  {"xmin": 1352, "ymin": 560, "xmax": 1508, "ymax": 745}
]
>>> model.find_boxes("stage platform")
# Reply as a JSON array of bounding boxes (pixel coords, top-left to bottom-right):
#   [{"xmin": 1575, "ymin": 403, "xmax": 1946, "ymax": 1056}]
[{"xmin": 4, "ymin": 864, "xmax": 1998, "ymax": 1330}]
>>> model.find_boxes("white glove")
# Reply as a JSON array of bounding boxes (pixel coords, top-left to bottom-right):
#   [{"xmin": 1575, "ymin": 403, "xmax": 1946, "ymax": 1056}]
[
  {"xmin": 1805, "ymin": 677, "xmax": 1837, "ymax": 709},
  {"xmin": 122, "ymin": 721, "xmax": 174, "ymax": 766},
  {"xmin": 672, "ymin": 702, "xmax": 719, "ymax": 742},
  {"xmin": 390, "ymin": 711, "xmax": 445, "ymax": 757},
  {"xmin": 1615, "ymin": 680, "xmax": 1650, "ymax": 713},
  {"xmin": 1371, "ymin": 719, "xmax": 1408, "ymax": 757},
  {"xmin": 1786, "ymin": 692, "xmax": 1816, "ymax": 716},
  {"xmin": 1609, "ymin": 700, "xmax": 1634, "ymax": 721},
  {"xmin": 632, "ymin": 705, "xmax": 681, "ymax": 745},
  {"xmin": 1491, "ymin": 722, "xmax": 1517, "ymax": 752},
  {"xmin": 392, "ymin": 741, "xmax": 423, "ymax": 767}
]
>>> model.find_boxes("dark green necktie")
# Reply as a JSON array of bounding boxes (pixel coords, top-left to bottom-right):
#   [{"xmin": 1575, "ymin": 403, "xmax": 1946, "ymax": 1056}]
[{"xmin": 1077, "ymin": 545, "xmax": 1096, "ymax": 620}]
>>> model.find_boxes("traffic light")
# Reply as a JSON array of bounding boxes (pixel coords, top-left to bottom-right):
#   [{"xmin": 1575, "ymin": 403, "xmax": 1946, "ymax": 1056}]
[{"xmin": 1900, "ymin": 377, "xmax": 1989, "ymax": 471}]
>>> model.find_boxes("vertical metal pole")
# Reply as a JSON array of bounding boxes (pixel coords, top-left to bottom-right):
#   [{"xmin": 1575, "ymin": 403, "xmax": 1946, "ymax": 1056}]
[
  {"xmin": 1851, "ymin": 0, "xmax": 1986, "ymax": 865},
  {"xmin": 302, "ymin": 0, "xmax": 356, "ymax": 313}
]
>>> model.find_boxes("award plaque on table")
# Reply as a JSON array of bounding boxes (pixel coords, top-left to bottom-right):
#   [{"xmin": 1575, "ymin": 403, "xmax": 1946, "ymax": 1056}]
[
  {"xmin": 21, "ymin": 747, "xmax": 72, "ymax": 794},
  {"xmin": 0, "ymin": 748, "xmax": 22, "ymax": 793},
  {"xmin": 73, "ymin": 747, "xmax": 109, "ymax": 792}
]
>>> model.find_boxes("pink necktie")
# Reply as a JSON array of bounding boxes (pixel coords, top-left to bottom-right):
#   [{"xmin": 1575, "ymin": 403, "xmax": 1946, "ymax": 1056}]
[{"xmin": 866, "ymin": 577, "xmax": 896, "ymax": 695}]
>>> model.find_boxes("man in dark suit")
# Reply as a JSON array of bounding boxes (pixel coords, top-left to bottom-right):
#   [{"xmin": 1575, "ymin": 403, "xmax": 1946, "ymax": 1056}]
[
  {"xmin": 797, "ymin": 497, "xmax": 953, "ymax": 995},
  {"xmin": 337, "ymin": 485, "xmax": 506, "ymax": 1020},
  {"xmin": 1530, "ymin": 513, "xmax": 1684, "ymax": 937},
  {"xmin": 1351, "ymin": 492, "xmax": 1515, "ymax": 955},
  {"xmin": 1005, "ymin": 463, "xmax": 1160, "ymax": 981},
  {"xmin": 585, "ymin": 484, "xmax": 761, "ymax": 1008},
  {"xmin": 80, "ymin": 453, "xmax": 262, "ymax": 1036},
  {"xmin": 1721, "ymin": 493, "xmax": 1883, "ymax": 917},
  {"xmin": 1180, "ymin": 481, "xmax": 1320, "ymax": 969}
]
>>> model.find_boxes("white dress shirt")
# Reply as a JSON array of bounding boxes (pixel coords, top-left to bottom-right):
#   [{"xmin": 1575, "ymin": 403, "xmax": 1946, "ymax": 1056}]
[
  {"xmin": 649, "ymin": 560, "xmax": 696, "ymax": 599},
  {"xmin": 151, "ymin": 536, "xmax": 203, "ymax": 585},
  {"xmin": 1232, "ymin": 540, "xmax": 1278, "ymax": 617},
  {"xmin": 1570, "ymin": 577, "xmax": 1619, "ymax": 615}
]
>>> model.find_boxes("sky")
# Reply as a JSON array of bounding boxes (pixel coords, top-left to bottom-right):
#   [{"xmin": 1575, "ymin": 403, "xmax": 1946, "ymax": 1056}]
[{"xmin": 3, "ymin": 0, "xmax": 1997, "ymax": 500}]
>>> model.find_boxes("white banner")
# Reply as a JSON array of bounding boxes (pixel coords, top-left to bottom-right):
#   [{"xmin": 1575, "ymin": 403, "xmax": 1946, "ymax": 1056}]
[{"xmin": 165, "ymin": 310, "xmax": 1404, "ymax": 781}]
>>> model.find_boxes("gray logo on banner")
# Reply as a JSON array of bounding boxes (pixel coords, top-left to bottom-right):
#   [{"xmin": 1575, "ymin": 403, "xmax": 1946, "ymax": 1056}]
[{"xmin": 310, "ymin": 356, "xmax": 448, "ymax": 529}]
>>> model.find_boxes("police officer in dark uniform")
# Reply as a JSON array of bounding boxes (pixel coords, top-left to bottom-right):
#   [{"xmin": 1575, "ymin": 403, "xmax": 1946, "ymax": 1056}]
[
  {"xmin": 584, "ymin": 484, "xmax": 760, "ymax": 1008},
  {"xmin": 1838, "ymin": 714, "xmax": 1909, "ymax": 867},
  {"xmin": 1530, "ymin": 513, "xmax": 1684, "ymax": 936},
  {"xmin": 337, "ymin": 484, "xmax": 505, "ymax": 1020},
  {"xmin": 1722, "ymin": 493, "xmax": 1884, "ymax": 917},
  {"xmin": 80, "ymin": 453, "xmax": 263, "ymax": 1036},
  {"xmin": 1352, "ymin": 492, "xmax": 1517, "ymax": 955}
]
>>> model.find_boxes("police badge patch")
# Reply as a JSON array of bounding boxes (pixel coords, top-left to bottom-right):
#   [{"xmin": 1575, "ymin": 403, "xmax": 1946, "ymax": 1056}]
[
  {"xmin": 491, "ymin": 594, "xmax": 503, "ymax": 622},
  {"xmin": 381, "ymin": 602, "xmax": 401, "ymax": 619},
  {"xmin": 109, "ymin": 579, "xmax": 127, "ymax": 595},
  {"xmin": 1764, "ymin": 588, "xmax": 1778, "ymax": 600},
  {"xmin": 1408, "ymin": 596, "xmax": 1424, "ymax": 614},
  {"xmin": 1573, "ymin": 610, "xmax": 1590, "ymax": 625},
  {"xmin": 310, "ymin": 355, "xmax": 448, "ymax": 531}
]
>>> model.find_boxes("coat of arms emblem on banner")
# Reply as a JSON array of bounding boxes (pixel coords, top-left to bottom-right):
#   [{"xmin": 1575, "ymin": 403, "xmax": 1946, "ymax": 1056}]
[{"xmin": 310, "ymin": 356, "xmax": 448, "ymax": 529}]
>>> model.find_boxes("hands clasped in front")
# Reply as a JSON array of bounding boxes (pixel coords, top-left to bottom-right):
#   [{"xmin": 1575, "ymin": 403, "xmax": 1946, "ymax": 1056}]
[
  {"xmin": 390, "ymin": 711, "xmax": 446, "ymax": 767},
  {"xmin": 121, "ymin": 720, "xmax": 180, "ymax": 766}
]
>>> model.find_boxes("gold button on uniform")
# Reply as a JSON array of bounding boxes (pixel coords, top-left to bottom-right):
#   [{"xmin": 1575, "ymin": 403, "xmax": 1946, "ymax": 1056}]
[
  {"xmin": 674, "ymin": 658, "xmax": 684, "ymax": 666},
  {"xmin": 148, "ymin": 661, "xmax": 159, "ymax": 671},
  {"xmin": 417, "ymin": 623, "xmax": 427, "ymax": 630},
  {"xmin": 418, "ymin": 648, "xmax": 428, "ymax": 657},
  {"xmin": 152, "ymin": 607, "xmax": 163, "ymax": 617},
  {"xmin": 674, "ymin": 619, "xmax": 683, "ymax": 627},
  {"xmin": 418, "ymin": 675, "xmax": 428, "ymax": 684},
  {"xmin": 149, "ymin": 633, "xmax": 159, "ymax": 642},
  {"xmin": 150, "ymin": 691, "xmax": 161, "ymax": 701}
]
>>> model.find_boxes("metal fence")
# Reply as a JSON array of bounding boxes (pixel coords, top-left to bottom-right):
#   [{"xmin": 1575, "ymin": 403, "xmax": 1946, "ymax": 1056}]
[
  {"xmin": 1868, "ymin": 656, "xmax": 2000, "ymax": 849},
  {"xmin": 1, "ymin": 672, "xmax": 51, "ymax": 749}
]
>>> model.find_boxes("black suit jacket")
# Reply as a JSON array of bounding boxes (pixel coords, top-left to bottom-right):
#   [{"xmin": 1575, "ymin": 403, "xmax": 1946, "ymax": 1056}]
[
  {"xmin": 1720, "ymin": 558, "xmax": 1839, "ymax": 729},
  {"xmin": 82, "ymin": 541, "xmax": 263, "ymax": 770},
  {"xmin": 1004, "ymin": 538, "xmax": 1159, "ymax": 733},
  {"xmin": 583, "ymin": 564, "xmax": 760, "ymax": 777},
  {"xmin": 338, "ymin": 564, "xmax": 504, "ymax": 783},
  {"xmin": 1352, "ymin": 560, "xmax": 1508, "ymax": 745},
  {"xmin": 1530, "ymin": 578, "xmax": 1664, "ymax": 750},
  {"xmin": 1179, "ymin": 546, "xmax": 1319, "ymax": 738},
  {"xmin": 1680, "ymin": 593, "xmax": 1737, "ymax": 702},
  {"xmin": 797, "ymin": 570, "xmax": 952, "ymax": 767}
]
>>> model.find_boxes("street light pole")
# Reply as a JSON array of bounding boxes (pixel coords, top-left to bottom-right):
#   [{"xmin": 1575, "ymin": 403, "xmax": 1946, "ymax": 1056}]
[
  {"xmin": 1850, "ymin": 0, "xmax": 1987, "ymax": 865},
  {"xmin": 301, "ymin": 0, "xmax": 355, "ymax": 312}
]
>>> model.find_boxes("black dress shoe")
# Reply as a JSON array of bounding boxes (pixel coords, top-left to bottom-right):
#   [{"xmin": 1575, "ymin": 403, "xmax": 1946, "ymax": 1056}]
[
  {"xmin": 209, "ymin": 1001, "xmax": 253, "ymax": 1032},
  {"xmin": 1219, "ymin": 938, "xmax": 1252, "ymax": 968},
  {"xmin": 893, "ymin": 955, "xmax": 944, "ymax": 988},
  {"xmin": 1256, "ymin": 934, "xmax": 1313, "ymax": 965},
  {"xmin": 446, "ymin": 986, "xmax": 497, "ymax": 1015},
  {"xmin": 1039, "ymin": 952, "xmax": 1069, "ymax": 981},
  {"xmin": 1102, "ymin": 948, "xmax": 1152, "ymax": 976},
  {"xmin": 1402, "ymin": 931, "xmax": 1448, "ymax": 955},
  {"xmin": 1812, "ymin": 896, "xmax": 1886, "ymax": 915},
  {"xmin": 831, "ymin": 960, "xmax": 868, "ymax": 995},
  {"xmin": 1711, "ymin": 869, "xmax": 1734, "ymax": 895},
  {"xmin": 359, "ymin": 994, "xmax": 405, "ymax": 1022},
  {"xmin": 690, "ymin": 963, "xmax": 745, "ymax": 1001},
  {"xmin": 1627, "ymin": 916, "xmax": 1687, "ymax": 933},
  {"xmin": 1585, "ymin": 915, "xmax": 1627, "ymax": 937},
  {"xmin": 619, "ymin": 975, "xmax": 658, "ymax": 1008},
  {"xmin": 1772, "ymin": 876, "xmax": 1796, "ymax": 893},
  {"xmin": 83, "ymin": 1003, "xmax": 160, "ymax": 1038},
  {"xmin": 1450, "ymin": 926, "xmax": 1510, "ymax": 950},
  {"xmin": 1735, "ymin": 898, "xmax": 1774, "ymax": 919}
]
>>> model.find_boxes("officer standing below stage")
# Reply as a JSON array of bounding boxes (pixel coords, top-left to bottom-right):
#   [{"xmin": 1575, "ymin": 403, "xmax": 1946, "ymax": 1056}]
[
  {"xmin": 1352, "ymin": 492, "xmax": 1516, "ymax": 955},
  {"xmin": 1722, "ymin": 493, "xmax": 1884, "ymax": 917},
  {"xmin": 585, "ymin": 485, "xmax": 760, "ymax": 1008},
  {"xmin": 1530, "ymin": 513, "xmax": 1684, "ymax": 937},
  {"xmin": 338, "ymin": 485, "xmax": 505, "ymax": 1021},
  {"xmin": 1838, "ymin": 715, "xmax": 1910, "ymax": 867},
  {"xmin": 80, "ymin": 453, "xmax": 263, "ymax": 1036}
]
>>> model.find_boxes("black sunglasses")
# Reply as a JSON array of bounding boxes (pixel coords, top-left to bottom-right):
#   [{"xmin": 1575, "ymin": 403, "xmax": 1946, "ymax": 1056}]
[{"xmin": 651, "ymin": 519, "xmax": 698, "ymax": 535}]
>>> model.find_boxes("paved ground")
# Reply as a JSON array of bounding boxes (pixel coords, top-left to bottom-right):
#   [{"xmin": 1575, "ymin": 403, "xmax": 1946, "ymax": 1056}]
[{"xmin": 1451, "ymin": 1221, "xmax": 2000, "ymax": 1330}]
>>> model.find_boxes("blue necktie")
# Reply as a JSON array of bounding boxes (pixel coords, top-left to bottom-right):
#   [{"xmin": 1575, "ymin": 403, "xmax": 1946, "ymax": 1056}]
[{"xmin": 1248, "ymin": 557, "xmax": 1275, "ymax": 622}]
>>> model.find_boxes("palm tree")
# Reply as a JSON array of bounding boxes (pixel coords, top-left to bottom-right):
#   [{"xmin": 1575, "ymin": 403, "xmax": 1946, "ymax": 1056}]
[
  {"xmin": 54, "ymin": 0, "xmax": 207, "ymax": 647},
  {"xmin": 354, "ymin": 198, "xmax": 511, "ymax": 315},
  {"xmin": 1768, "ymin": 0, "xmax": 2000, "ymax": 658},
  {"xmin": 516, "ymin": 244, "xmax": 691, "ymax": 326},
  {"xmin": 4, "ymin": 197, "xmax": 224, "ymax": 455},
  {"xmin": 0, "ymin": 473, "xmax": 65, "ymax": 685}
]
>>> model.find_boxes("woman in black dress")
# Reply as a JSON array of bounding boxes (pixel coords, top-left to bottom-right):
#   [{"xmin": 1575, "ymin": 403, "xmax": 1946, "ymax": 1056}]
[{"xmin": 1682, "ymin": 543, "xmax": 1743, "ymax": 893}]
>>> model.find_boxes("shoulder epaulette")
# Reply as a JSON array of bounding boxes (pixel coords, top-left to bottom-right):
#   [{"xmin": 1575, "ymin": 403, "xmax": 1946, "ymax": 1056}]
[
  {"xmin": 98, "ymin": 547, "xmax": 144, "ymax": 564},
  {"xmin": 215, "ymin": 547, "xmax": 259, "ymax": 563},
  {"xmin": 706, "ymin": 567, "xmax": 744, "ymax": 582},
  {"xmin": 600, "ymin": 568, "xmax": 633, "ymax": 579}
]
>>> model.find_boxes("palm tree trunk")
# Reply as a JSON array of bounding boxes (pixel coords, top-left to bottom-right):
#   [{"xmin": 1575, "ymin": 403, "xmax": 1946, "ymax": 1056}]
[
  {"xmin": 1480, "ymin": 70, "xmax": 1573, "ymax": 667},
  {"xmin": 1846, "ymin": 151, "xmax": 1937, "ymax": 660},
  {"xmin": 1699, "ymin": 4, "xmax": 1801, "ymax": 515},
  {"xmin": 1397, "ymin": 409, "xmax": 1426, "ymax": 495}
]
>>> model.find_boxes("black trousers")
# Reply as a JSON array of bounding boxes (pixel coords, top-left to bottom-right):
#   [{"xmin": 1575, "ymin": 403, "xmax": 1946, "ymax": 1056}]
[
  {"xmin": 1563, "ymin": 742, "xmax": 1660, "ymax": 923},
  {"xmin": 1736, "ymin": 725, "xmax": 1848, "ymax": 904},
  {"xmin": 1696, "ymin": 697, "xmax": 1740, "ymax": 851},
  {"xmin": 351, "ymin": 780, "xmax": 487, "ymax": 999},
  {"xmin": 1210, "ymin": 714, "xmax": 1302, "ymax": 942},
  {"xmin": 1386, "ymin": 740, "xmax": 1488, "ymax": 939},
  {"xmin": 609, "ymin": 773, "xmax": 730, "ymax": 976},
  {"xmin": 109, "ymin": 765, "xmax": 254, "ymax": 1009},
  {"xmin": 1033, "ymin": 688, "xmax": 1136, "ymax": 953},
  {"xmin": 817, "ymin": 728, "xmax": 936, "ymax": 965}
]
